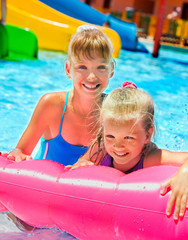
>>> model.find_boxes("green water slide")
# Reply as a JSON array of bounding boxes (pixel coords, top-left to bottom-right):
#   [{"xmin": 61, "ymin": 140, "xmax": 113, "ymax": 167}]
[{"xmin": 0, "ymin": 24, "xmax": 38, "ymax": 61}]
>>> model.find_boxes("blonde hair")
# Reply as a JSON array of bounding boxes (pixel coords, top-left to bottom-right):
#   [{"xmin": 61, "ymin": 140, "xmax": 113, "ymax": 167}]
[
  {"xmin": 101, "ymin": 87, "xmax": 154, "ymax": 132},
  {"xmin": 90, "ymin": 87, "xmax": 156, "ymax": 164},
  {"xmin": 68, "ymin": 27, "xmax": 114, "ymax": 62}
]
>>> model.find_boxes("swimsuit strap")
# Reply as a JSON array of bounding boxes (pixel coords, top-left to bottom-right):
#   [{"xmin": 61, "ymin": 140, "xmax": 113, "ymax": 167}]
[
  {"xmin": 59, "ymin": 91, "xmax": 70, "ymax": 135},
  {"xmin": 124, "ymin": 154, "xmax": 145, "ymax": 174}
]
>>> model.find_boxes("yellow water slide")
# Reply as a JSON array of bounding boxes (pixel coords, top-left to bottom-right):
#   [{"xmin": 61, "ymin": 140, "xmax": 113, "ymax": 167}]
[{"xmin": 6, "ymin": 0, "xmax": 121, "ymax": 57}]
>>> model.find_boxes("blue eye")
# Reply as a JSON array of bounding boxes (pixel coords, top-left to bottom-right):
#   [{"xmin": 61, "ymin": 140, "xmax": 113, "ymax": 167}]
[
  {"xmin": 105, "ymin": 135, "xmax": 114, "ymax": 139},
  {"xmin": 77, "ymin": 65, "xmax": 87, "ymax": 70},
  {"xmin": 124, "ymin": 136, "xmax": 134, "ymax": 140},
  {"xmin": 98, "ymin": 65, "xmax": 107, "ymax": 70}
]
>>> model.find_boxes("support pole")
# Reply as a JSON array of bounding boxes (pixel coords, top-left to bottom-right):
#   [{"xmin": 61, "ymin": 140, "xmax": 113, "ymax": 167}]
[{"xmin": 152, "ymin": 0, "xmax": 167, "ymax": 58}]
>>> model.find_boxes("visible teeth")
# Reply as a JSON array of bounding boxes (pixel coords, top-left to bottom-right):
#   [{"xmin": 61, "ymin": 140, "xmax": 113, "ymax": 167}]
[
  {"xmin": 115, "ymin": 152, "xmax": 126, "ymax": 156},
  {"xmin": 84, "ymin": 84, "xmax": 99, "ymax": 89}
]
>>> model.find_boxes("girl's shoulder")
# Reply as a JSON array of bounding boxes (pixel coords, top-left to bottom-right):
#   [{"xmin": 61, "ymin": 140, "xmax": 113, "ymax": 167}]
[
  {"xmin": 145, "ymin": 142, "xmax": 159, "ymax": 156},
  {"xmin": 34, "ymin": 91, "xmax": 69, "ymax": 118},
  {"xmin": 39, "ymin": 91, "xmax": 68, "ymax": 107},
  {"xmin": 143, "ymin": 142, "xmax": 161, "ymax": 168},
  {"xmin": 143, "ymin": 143, "xmax": 188, "ymax": 168}
]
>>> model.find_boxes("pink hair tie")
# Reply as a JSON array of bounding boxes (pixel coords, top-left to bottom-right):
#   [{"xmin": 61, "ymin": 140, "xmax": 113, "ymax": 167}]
[{"xmin": 122, "ymin": 81, "xmax": 137, "ymax": 88}]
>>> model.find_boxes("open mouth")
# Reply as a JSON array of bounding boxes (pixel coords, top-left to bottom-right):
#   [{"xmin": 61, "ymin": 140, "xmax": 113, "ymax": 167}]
[
  {"xmin": 83, "ymin": 83, "xmax": 100, "ymax": 90},
  {"xmin": 114, "ymin": 152, "xmax": 128, "ymax": 157}
]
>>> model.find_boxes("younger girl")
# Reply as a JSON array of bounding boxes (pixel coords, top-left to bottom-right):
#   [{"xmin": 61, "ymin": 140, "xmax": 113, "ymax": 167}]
[
  {"xmin": 69, "ymin": 81, "xmax": 188, "ymax": 220},
  {"xmin": 4, "ymin": 25, "xmax": 114, "ymax": 164}
]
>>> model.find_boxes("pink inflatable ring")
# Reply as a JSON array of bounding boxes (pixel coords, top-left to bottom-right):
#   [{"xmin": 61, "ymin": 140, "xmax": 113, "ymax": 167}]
[{"xmin": 0, "ymin": 155, "xmax": 187, "ymax": 239}]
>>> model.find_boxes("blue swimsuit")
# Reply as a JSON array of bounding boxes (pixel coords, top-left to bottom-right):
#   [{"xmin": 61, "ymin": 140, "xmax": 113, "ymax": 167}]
[{"xmin": 35, "ymin": 92, "xmax": 88, "ymax": 165}]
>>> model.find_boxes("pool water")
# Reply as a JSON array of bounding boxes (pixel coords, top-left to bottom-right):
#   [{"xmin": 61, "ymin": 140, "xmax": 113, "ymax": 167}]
[
  {"xmin": 0, "ymin": 47, "xmax": 187, "ymax": 238},
  {"xmin": 1, "ymin": 47, "xmax": 187, "ymax": 153}
]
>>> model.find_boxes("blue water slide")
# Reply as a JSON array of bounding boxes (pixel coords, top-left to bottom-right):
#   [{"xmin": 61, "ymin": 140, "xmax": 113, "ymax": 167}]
[{"xmin": 39, "ymin": 0, "xmax": 148, "ymax": 52}]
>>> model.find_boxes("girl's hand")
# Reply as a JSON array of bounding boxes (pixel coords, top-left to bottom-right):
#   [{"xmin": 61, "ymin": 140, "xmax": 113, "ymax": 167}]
[
  {"xmin": 65, "ymin": 159, "xmax": 94, "ymax": 170},
  {"xmin": 160, "ymin": 166, "xmax": 188, "ymax": 220},
  {"xmin": 1, "ymin": 149, "xmax": 32, "ymax": 162}
]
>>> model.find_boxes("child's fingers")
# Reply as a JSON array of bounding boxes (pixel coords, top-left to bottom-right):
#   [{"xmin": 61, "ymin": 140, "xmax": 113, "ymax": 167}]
[
  {"xmin": 15, "ymin": 155, "xmax": 24, "ymax": 162},
  {"xmin": 7, "ymin": 154, "xmax": 15, "ymax": 161},
  {"xmin": 160, "ymin": 179, "xmax": 171, "ymax": 195},
  {"xmin": 173, "ymin": 195, "xmax": 187, "ymax": 220},
  {"xmin": 167, "ymin": 192, "xmax": 188, "ymax": 220},
  {"xmin": 70, "ymin": 161, "xmax": 94, "ymax": 170},
  {"xmin": 9, "ymin": 154, "xmax": 32, "ymax": 162},
  {"xmin": 166, "ymin": 191, "xmax": 176, "ymax": 216},
  {"xmin": 15, "ymin": 154, "xmax": 29, "ymax": 162},
  {"xmin": 26, "ymin": 155, "xmax": 32, "ymax": 161},
  {"xmin": 173, "ymin": 196, "xmax": 181, "ymax": 220},
  {"xmin": 1, "ymin": 152, "xmax": 9, "ymax": 157},
  {"xmin": 65, "ymin": 165, "xmax": 72, "ymax": 170},
  {"xmin": 161, "ymin": 167, "xmax": 188, "ymax": 220},
  {"xmin": 179, "ymin": 195, "xmax": 187, "ymax": 217},
  {"xmin": 65, "ymin": 164, "xmax": 80, "ymax": 171}
]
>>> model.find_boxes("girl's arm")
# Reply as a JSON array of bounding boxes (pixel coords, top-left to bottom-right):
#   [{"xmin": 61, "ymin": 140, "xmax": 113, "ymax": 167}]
[
  {"xmin": 65, "ymin": 147, "xmax": 94, "ymax": 170},
  {"xmin": 66, "ymin": 143, "xmax": 106, "ymax": 170},
  {"xmin": 160, "ymin": 150, "xmax": 188, "ymax": 220},
  {"xmin": 145, "ymin": 149, "xmax": 188, "ymax": 220},
  {"xmin": 6, "ymin": 93, "xmax": 63, "ymax": 162}
]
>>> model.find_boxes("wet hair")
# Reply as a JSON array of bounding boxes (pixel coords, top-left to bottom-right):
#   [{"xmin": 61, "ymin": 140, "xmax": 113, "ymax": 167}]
[
  {"xmin": 89, "ymin": 87, "xmax": 156, "ymax": 164},
  {"xmin": 68, "ymin": 27, "xmax": 114, "ymax": 62}
]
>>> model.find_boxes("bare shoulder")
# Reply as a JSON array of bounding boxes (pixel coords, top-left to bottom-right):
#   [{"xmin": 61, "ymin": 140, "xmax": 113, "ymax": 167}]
[
  {"xmin": 144, "ymin": 143, "xmax": 188, "ymax": 167},
  {"xmin": 32, "ymin": 91, "xmax": 68, "ymax": 120},
  {"xmin": 143, "ymin": 142, "xmax": 161, "ymax": 167},
  {"xmin": 40, "ymin": 91, "xmax": 67, "ymax": 106}
]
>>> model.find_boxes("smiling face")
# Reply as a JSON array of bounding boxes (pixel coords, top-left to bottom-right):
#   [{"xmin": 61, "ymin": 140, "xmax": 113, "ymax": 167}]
[
  {"xmin": 66, "ymin": 54, "xmax": 113, "ymax": 98},
  {"xmin": 103, "ymin": 118, "xmax": 152, "ymax": 172}
]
